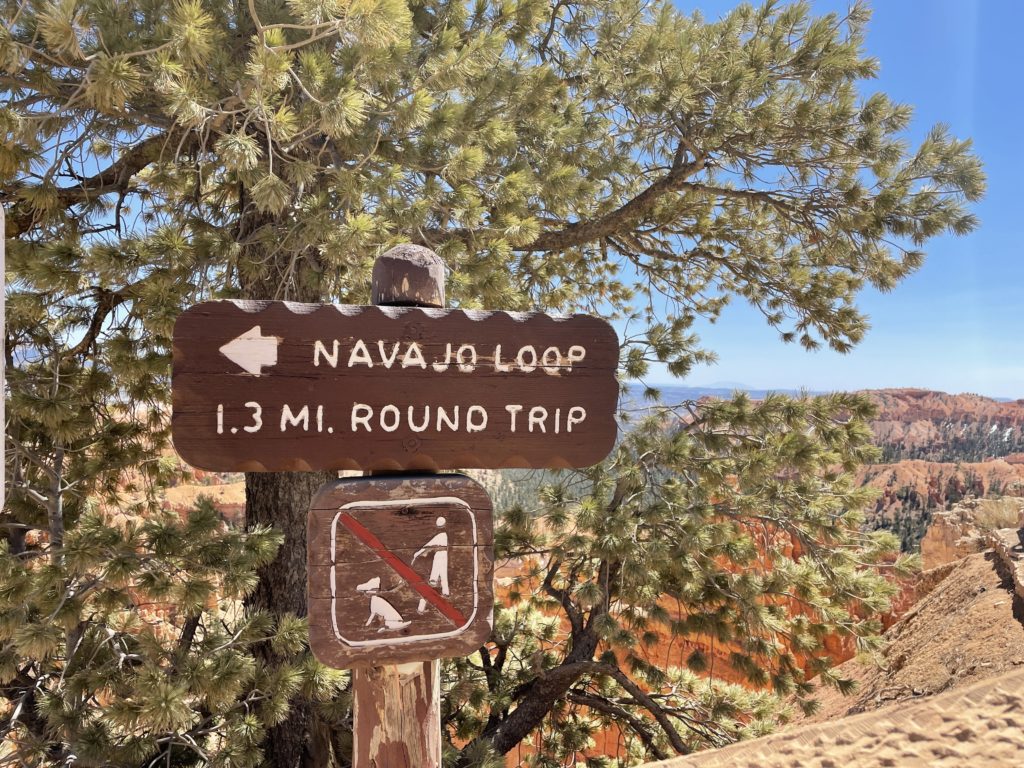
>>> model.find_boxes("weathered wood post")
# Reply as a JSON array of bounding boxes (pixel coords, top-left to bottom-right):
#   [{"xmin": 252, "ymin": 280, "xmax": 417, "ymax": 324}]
[{"xmin": 352, "ymin": 244, "xmax": 447, "ymax": 767}]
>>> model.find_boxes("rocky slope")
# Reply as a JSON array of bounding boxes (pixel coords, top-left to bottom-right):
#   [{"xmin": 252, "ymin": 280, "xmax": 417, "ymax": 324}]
[
  {"xmin": 650, "ymin": 667, "xmax": 1024, "ymax": 768},
  {"xmin": 801, "ymin": 550, "xmax": 1024, "ymax": 723},
  {"xmin": 859, "ymin": 459, "xmax": 1024, "ymax": 550},
  {"xmin": 792, "ymin": 496, "xmax": 1024, "ymax": 724}
]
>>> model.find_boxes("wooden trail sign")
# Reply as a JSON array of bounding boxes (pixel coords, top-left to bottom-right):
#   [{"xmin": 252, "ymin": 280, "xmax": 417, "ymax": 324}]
[
  {"xmin": 172, "ymin": 300, "xmax": 618, "ymax": 472},
  {"xmin": 308, "ymin": 474, "xmax": 493, "ymax": 668}
]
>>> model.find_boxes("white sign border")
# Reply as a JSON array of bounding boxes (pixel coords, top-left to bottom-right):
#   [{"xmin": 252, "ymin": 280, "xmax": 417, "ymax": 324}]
[{"xmin": 329, "ymin": 496, "xmax": 480, "ymax": 646}]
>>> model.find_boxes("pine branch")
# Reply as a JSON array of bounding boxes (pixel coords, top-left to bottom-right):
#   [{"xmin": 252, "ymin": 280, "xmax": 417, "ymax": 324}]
[
  {"xmin": 172, "ymin": 613, "xmax": 202, "ymax": 672},
  {"xmin": 411, "ymin": 142, "xmax": 708, "ymax": 253},
  {"xmin": 4, "ymin": 131, "xmax": 186, "ymax": 236},
  {"xmin": 468, "ymin": 658, "xmax": 694, "ymax": 760},
  {"xmin": 593, "ymin": 664, "xmax": 692, "ymax": 756},
  {"xmin": 566, "ymin": 690, "xmax": 669, "ymax": 760},
  {"xmin": 64, "ymin": 280, "xmax": 147, "ymax": 357},
  {"xmin": 518, "ymin": 143, "xmax": 707, "ymax": 251},
  {"xmin": 541, "ymin": 557, "xmax": 584, "ymax": 635},
  {"xmin": 47, "ymin": 447, "xmax": 65, "ymax": 566},
  {"xmin": 0, "ymin": 670, "xmax": 55, "ymax": 751}
]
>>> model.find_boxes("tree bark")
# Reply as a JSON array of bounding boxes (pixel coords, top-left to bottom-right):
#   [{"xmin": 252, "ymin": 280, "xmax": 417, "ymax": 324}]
[
  {"xmin": 246, "ymin": 470, "xmax": 333, "ymax": 768},
  {"xmin": 246, "ymin": 471, "xmax": 332, "ymax": 616},
  {"xmin": 238, "ymin": 205, "xmax": 334, "ymax": 768}
]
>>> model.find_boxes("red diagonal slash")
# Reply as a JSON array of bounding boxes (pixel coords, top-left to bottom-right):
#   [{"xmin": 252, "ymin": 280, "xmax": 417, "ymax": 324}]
[{"xmin": 337, "ymin": 512, "xmax": 468, "ymax": 628}]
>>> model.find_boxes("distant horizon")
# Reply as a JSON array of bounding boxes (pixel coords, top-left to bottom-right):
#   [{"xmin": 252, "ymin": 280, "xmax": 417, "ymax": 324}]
[{"xmin": 636, "ymin": 379, "xmax": 1021, "ymax": 403}]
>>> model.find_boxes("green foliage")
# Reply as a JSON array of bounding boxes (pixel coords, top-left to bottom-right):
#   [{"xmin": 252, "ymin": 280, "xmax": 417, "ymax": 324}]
[
  {"xmin": 0, "ymin": 497, "xmax": 351, "ymax": 766},
  {"xmin": 1, "ymin": 0, "xmax": 981, "ymax": 764},
  {"xmin": 453, "ymin": 392, "xmax": 913, "ymax": 763}
]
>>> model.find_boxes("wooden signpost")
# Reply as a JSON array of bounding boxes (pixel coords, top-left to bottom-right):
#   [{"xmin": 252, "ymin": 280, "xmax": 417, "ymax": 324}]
[{"xmin": 170, "ymin": 244, "xmax": 619, "ymax": 768}]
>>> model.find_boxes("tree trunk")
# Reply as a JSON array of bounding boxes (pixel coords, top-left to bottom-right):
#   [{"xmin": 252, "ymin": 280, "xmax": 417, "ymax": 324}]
[
  {"xmin": 237, "ymin": 204, "xmax": 335, "ymax": 767},
  {"xmin": 246, "ymin": 470, "xmax": 334, "ymax": 768},
  {"xmin": 246, "ymin": 471, "xmax": 332, "ymax": 614}
]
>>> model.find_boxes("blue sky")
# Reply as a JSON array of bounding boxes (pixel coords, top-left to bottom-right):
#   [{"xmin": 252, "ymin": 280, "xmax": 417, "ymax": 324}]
[{"xmin": 657, "ymin": 1, "xmax": 1024, "ymax": 399}]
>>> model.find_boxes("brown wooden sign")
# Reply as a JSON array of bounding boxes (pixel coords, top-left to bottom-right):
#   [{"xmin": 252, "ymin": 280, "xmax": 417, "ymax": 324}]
[
  {"xmin": 172, "ymin": 300, "xmax": 618, "ymax": 472},
  {"xmin": 307, "ymin": 474, "xmax": 493, "ymax": 668}
]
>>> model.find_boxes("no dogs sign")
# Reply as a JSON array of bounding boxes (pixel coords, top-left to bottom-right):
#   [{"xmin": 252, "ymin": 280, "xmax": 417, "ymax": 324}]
[{"xmin": 307, "ymin": 474, "xmax": 494, "ymax": 668}]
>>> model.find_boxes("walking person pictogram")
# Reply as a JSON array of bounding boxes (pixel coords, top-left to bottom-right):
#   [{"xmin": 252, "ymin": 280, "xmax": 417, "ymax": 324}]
[{"xmin": 412, "ymin": 516, "xmax": 449, "ymax": 614}]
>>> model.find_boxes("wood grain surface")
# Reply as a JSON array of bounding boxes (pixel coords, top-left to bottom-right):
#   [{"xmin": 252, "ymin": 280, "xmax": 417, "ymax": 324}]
[
  {"xmin": 171, "ymin": 300, "xmax": 618, "ymax": 472},
  {"xmin": 307, "ymin": 474, "xmax": 494, "ymax": 669},
  {"xmin": 352, "ymin": 661, "xmax": 442, "ymax": 768}
]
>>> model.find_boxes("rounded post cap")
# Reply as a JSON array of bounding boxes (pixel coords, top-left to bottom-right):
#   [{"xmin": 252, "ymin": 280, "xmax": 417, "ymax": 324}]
[{"xmin": 371, "ymin": 244, "xmax": 446, "ymax": 308}]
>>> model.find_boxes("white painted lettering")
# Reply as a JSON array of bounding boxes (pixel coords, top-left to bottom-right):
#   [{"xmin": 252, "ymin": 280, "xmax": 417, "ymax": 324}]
[
  {"xmin": 380, "ymin": 404, "xmax": 401, "ymax": 432},
  {"xmin": 351, "ymin": 403, "xmax": 373, "ymax": 431},
  {"xmin": 456, "ymin": 344, "xmax": 477, "ymax": 373},
  {"xmin": 378, "ymin": 341, "xmax": 401, "ymax": 369},
  {"xmin": 243, "ymin": 401, "xmax": 263, "ymax": 433},
  {"xmin": 348, "ymin": 339, "xmax": 374, "ymax": 368},
  {"xmin": 567, "ymin": 406, "xmax": 586, "ymax": 432},
  {"xmin": 314, "ymin": 339, "xmax": 340, "ymax": 368},
  {"xmin": 280, "ymin": 404, "xmax": 310, "ymax": 432},
  {"xmin": 316, "ymin": 405, "xmax": 324, "ymax": 432},
  {"xmin": 505, "ymin": 404, "xmax": 523, "ymax": 432},
  {"xmin": 541, "ymin": 346, "xmax": 562, "ymax": 375},
  {"xmin": 408, "ymin": 406, "xmax": 429, "ymax": 432},
  {"xmin": 567, "ymin": 346, "xmax": 586, "ymax": 366},
  {"xmin": 402, "ymin": 342, "xmax": 427, "ymax": 369},
  {"xmin": 528, "ymin": 406, "xmax": 547, "ymax": 433},
  {"xmin": 466, "ymin": 405, "xmax": 488, "ymax": 432},
  {"xmin": 432, "ymin": 343, "xmax": 452, "ymax": 372},
  {"xmin": 517, "ymin": 345, "xmax": 538, "ymax": 373},
  {"xmin": 494, "ymin": 344, "xmax": 512, "ymax": 372},
  {"xmin": 436, "ymin": 405, "xmax": 459, "ymax": 431}
]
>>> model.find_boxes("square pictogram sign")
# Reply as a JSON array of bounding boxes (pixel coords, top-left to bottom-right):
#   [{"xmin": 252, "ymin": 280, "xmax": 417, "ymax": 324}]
[{"xmin": 308, "ymin": 474, "xmax": 494, "ymax": 668}]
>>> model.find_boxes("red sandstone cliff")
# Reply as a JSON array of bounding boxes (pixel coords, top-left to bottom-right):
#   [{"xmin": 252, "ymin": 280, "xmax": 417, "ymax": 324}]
[{"xmin": 865, "ymin": 388, "xmax": 1024, "ymax": 463}]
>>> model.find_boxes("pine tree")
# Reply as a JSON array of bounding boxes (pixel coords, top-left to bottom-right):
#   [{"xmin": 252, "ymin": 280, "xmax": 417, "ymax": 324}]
[{"xmin": 2, "ymin": 0, "xmax": 982, "ymax": 765}]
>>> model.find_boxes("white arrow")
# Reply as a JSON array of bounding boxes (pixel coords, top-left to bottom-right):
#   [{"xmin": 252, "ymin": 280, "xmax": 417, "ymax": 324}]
[{"xmin": 219, "ymin": 326, "xmax": 279, "ymax": 376}]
